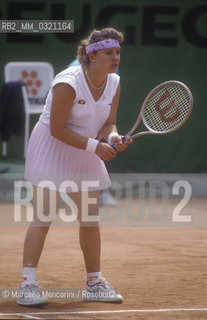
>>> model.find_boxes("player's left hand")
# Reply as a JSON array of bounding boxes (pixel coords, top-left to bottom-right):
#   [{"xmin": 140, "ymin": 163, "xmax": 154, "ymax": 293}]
[{"xmin": 111, "ymin": 135, "xmax": 132, "ymax": 152}]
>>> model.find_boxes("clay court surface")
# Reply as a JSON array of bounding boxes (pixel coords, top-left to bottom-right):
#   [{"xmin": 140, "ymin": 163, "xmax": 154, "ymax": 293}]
[{"xmin": 0, "ymin": 198, "xmax": 207, "ymax": 320}]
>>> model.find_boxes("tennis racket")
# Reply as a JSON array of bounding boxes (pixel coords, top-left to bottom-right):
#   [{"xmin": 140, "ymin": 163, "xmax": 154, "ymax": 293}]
[{"xmin": 113, "ymin": 80, "xmax": 193, "ymax": 146}]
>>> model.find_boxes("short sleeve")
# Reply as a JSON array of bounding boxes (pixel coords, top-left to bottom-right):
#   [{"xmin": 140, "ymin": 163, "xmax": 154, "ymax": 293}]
[
  {"xmin": 108, "ymin": 73, "xmax": 120, "ymax": 97},
  {"xmin": 51, "ymin": 70, "xmax": 77, "ymax": 96}
]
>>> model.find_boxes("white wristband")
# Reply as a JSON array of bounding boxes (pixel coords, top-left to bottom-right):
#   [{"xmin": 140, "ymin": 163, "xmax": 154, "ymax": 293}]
[
  {"xmin": 86, "ymin": 138, "xmax": 99, "ymax": 153},
  {"xmin": 107, "ymin": 132, "xmax": 119, "ymax": 144}
]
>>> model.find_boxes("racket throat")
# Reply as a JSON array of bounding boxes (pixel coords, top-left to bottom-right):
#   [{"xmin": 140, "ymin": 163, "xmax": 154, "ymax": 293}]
[{"xmin": 128, "ymin": 131, "xmax": 154, "ymax": 139}]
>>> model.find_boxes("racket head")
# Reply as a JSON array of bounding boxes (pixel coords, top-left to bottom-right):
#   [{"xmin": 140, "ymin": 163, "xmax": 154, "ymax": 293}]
[{"xmin": 141, "ymin": 80, "xmax": 193, "ymax": 135}]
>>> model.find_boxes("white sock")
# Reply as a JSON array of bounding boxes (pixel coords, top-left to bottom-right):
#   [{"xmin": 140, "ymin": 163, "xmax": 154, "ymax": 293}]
[
  {"xmin": 21, "ymin": 267, "xmax": 37, "ymax": 285},
  {"xmin": 87, "ymin": 271, "xmax": 101, "ymax": 286}
]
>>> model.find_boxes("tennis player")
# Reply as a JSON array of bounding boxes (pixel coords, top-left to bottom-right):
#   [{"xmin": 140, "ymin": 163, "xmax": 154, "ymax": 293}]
[{"xmin": 17, "ymin": 27, "xmax": 131, "ymax": 306}]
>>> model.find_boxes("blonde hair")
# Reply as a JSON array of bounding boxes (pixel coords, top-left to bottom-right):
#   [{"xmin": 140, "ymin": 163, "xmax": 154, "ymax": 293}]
[{"xmin": 77, "ymin": 27, "xmax": 124, "ymax": 65}]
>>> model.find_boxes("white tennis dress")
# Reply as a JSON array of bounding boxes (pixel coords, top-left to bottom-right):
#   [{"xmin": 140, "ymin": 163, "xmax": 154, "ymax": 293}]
[{"xmin": 24, "ymin": 65, "xmax": 120, "ymax": 192}]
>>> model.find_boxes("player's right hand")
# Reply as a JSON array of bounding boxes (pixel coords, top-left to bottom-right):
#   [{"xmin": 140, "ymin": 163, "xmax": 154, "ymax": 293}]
[{"xmin": 95, "ymin": 142, "xmax": 117, "ymax": 161}]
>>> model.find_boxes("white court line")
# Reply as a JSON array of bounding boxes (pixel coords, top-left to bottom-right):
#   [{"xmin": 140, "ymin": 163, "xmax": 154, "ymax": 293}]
[
  {"xmin": 15, "ymin": 314, "xmax": 44, "ymax": 320},
  {"xmin": 1, "ymin": 307, "xmax": 207, "ymax": 317}
]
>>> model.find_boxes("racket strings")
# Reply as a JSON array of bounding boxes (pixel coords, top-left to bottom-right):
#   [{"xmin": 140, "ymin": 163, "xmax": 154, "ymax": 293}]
[{"xmin": 143, "ymin": 84, "xmax": 191, "ymax": 132}]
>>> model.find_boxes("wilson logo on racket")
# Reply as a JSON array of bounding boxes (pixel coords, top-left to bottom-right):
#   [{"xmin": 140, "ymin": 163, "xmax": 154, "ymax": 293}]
[{"xmin": 155, "ymin": 89, "xmax": 180, "ymax": 123}]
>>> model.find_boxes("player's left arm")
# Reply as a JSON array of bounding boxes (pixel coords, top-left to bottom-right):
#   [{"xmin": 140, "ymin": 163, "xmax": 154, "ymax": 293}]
[
  {"xmin": 97, "ymin": 82, "xmax": 132, "ymax": 151},
  {"xmin": 97, "ymin": 81, "xmax": 120, "ymax": 141}
]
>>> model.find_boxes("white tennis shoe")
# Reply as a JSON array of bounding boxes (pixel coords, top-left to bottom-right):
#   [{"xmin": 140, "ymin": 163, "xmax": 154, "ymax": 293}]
[
  {"xmin": 82, "ymin": 277, "xmax": 123, "ymax": 303},
  {"xmin": 17, "ymin": 281, "xmax": 48, "ymax": 306}
]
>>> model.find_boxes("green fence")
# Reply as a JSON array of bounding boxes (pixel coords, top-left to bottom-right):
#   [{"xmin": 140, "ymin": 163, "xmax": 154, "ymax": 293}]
[{"xmin": 0, "ymin": 0, "xmax": 206, "ymax": 172}]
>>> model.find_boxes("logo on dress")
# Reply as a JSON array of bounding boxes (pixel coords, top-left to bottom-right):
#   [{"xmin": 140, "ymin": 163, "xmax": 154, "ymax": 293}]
[{"xmin": 78, "ymin": 99, "xmax": 85, "ymax": 104}]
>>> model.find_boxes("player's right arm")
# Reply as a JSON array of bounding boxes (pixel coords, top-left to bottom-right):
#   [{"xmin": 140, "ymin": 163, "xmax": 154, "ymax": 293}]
[{"xmin": 50, "ymin": 83, "xmax": 117, "ymax": 161}]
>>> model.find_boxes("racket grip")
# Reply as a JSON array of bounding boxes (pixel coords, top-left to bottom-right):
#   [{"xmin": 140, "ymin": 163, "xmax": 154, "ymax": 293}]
[{"xmin": 111, "ymin": 137, "xmax": 126, "ymax": 150}]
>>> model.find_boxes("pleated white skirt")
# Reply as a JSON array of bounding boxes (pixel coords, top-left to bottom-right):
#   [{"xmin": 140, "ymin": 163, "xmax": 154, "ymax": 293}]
[{"xmin": 25, "ymin": 121, "xmax": 111, "ymax": 192}]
